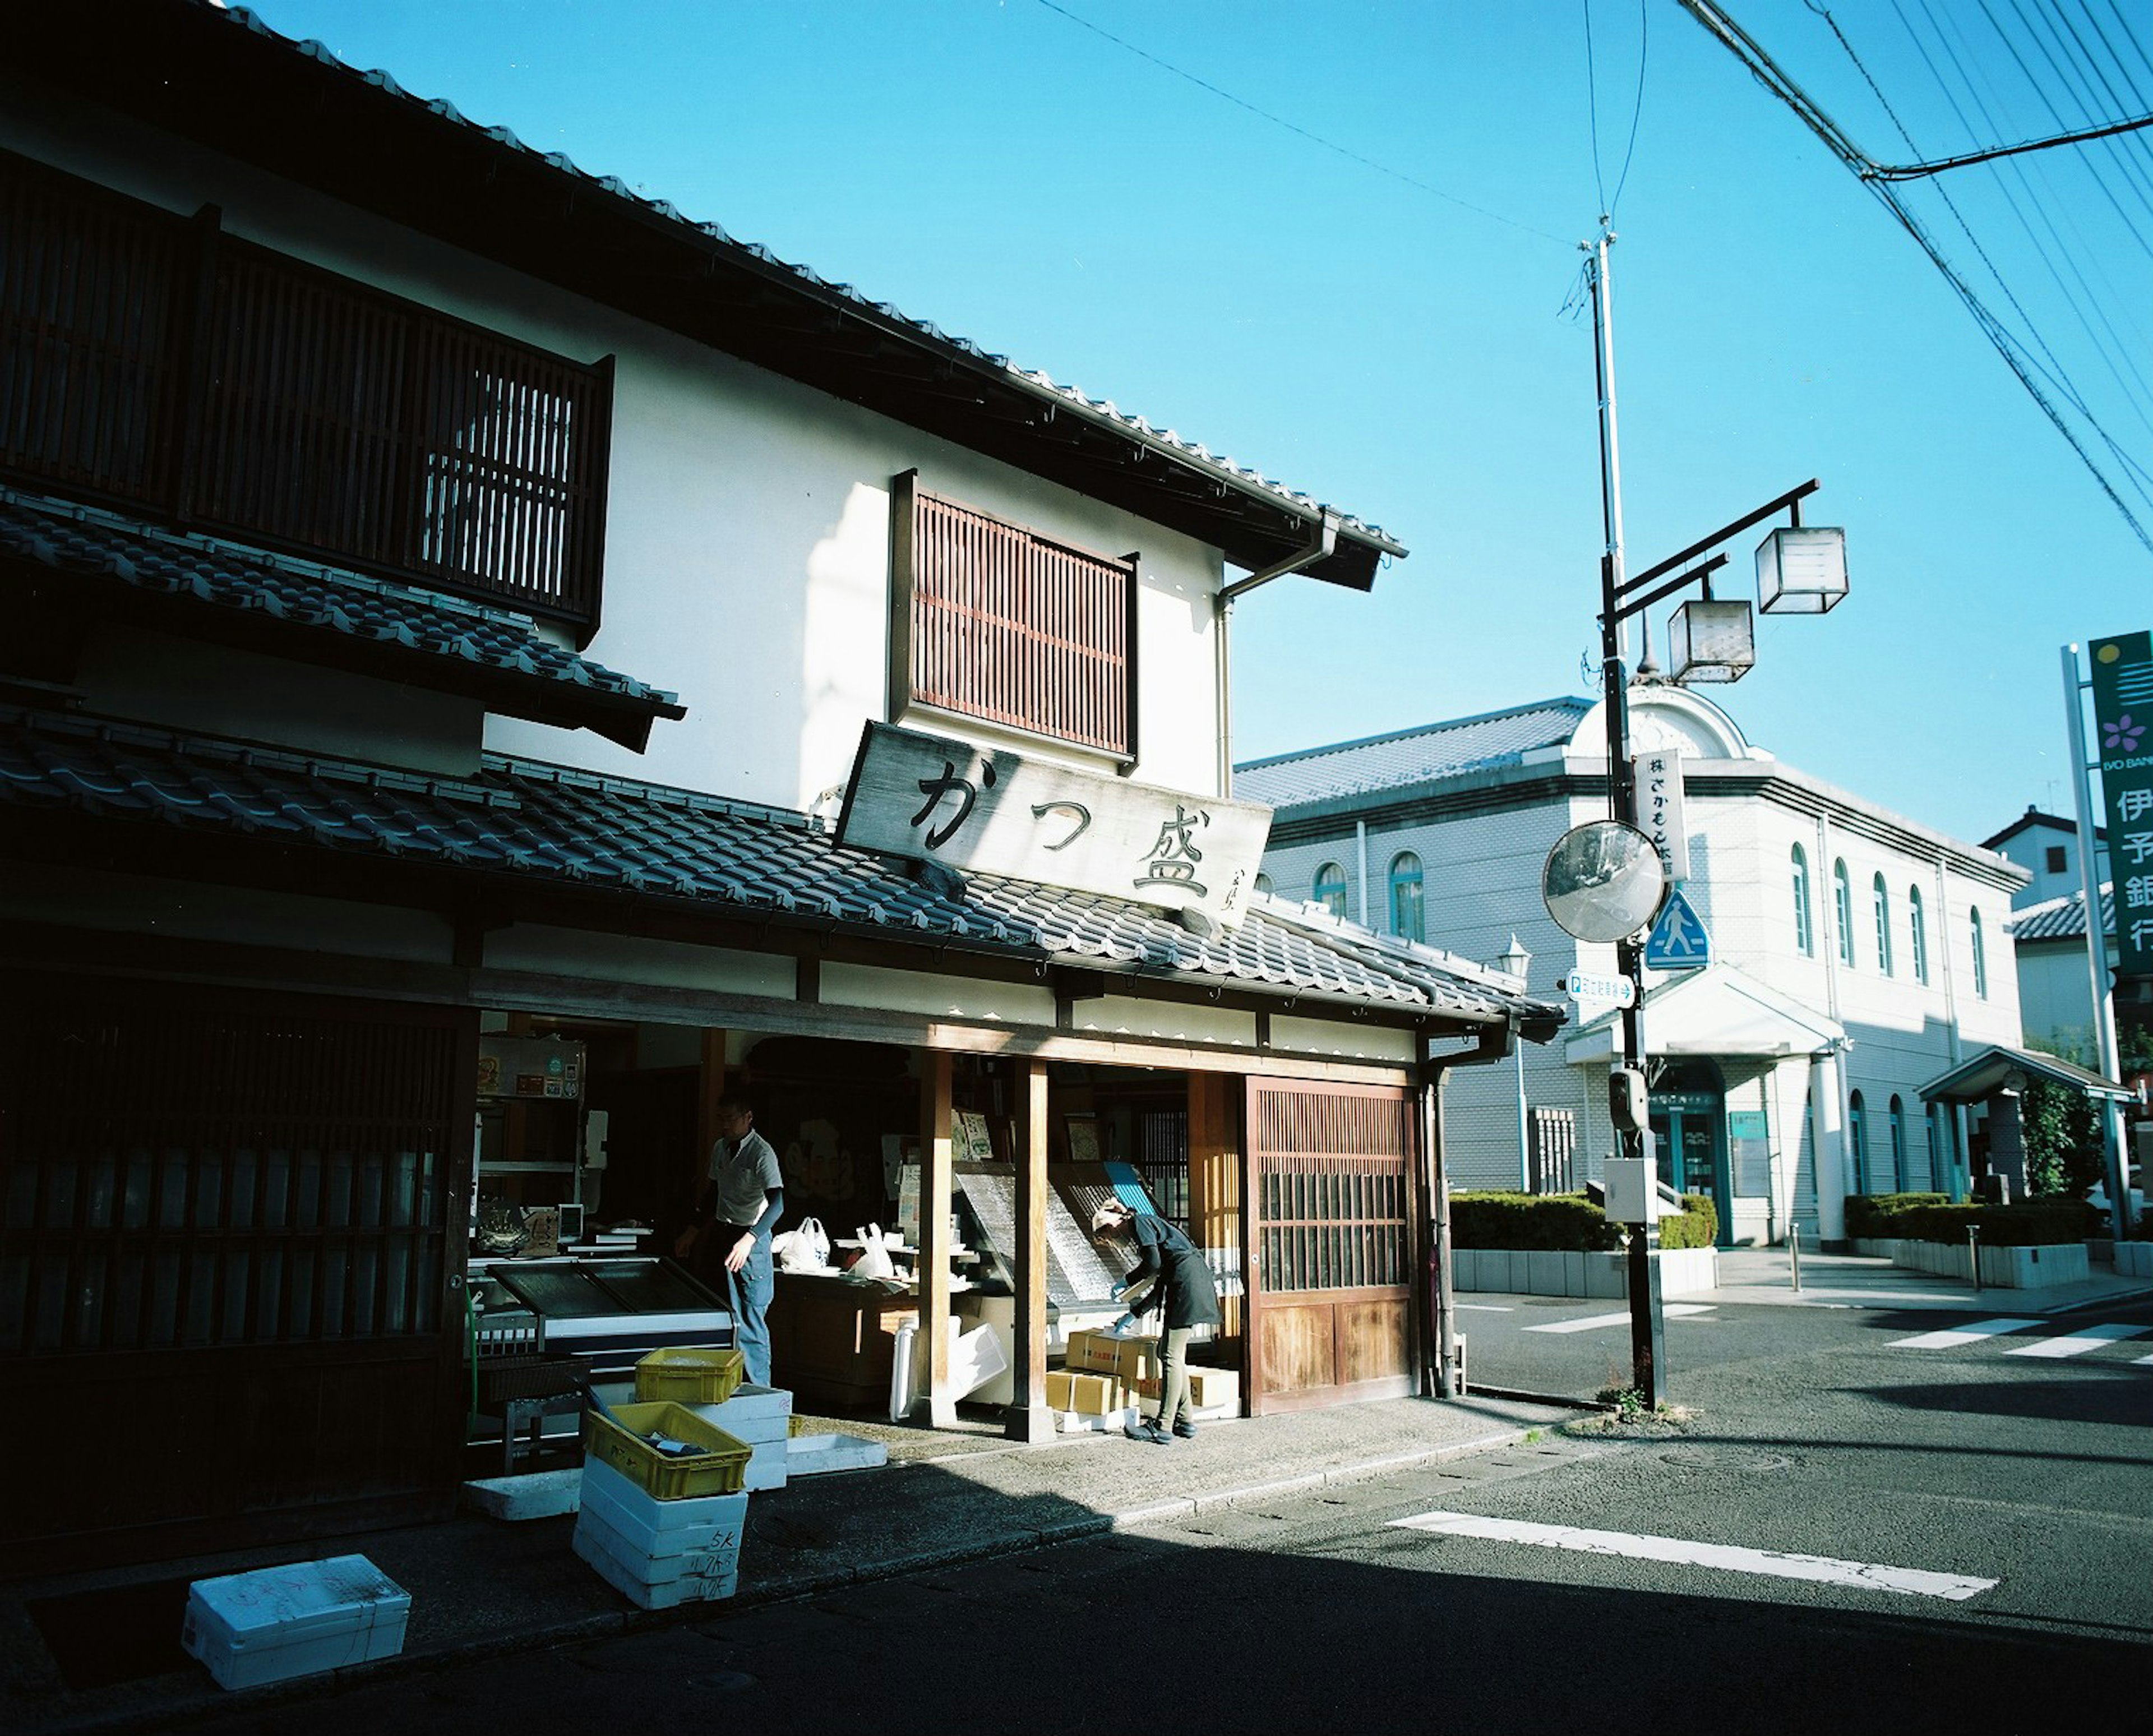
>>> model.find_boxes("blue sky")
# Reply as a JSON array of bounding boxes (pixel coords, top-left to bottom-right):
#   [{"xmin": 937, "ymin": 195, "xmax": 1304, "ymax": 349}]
[{"xmin": 243, "ymin": 0, "xmax": 2153, "ymax": 847}]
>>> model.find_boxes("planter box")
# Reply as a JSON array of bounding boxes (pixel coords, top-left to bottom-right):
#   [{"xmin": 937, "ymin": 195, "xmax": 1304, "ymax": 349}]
[
  {"xmin": 1452, "ymin": 1245, "xmax": 1718, "ymax": 1299},
  {"xmin": 1890, "ymin": 1240, "xmax": 2090, "ymax": 1289},
  {"xmin": 1852, "ymin": 1238, "xmax": 1903, "ymax": 1259},
  {"xmin": 2115, "ymin": 1240, "xmax": 2153, "ymax": 1278}
]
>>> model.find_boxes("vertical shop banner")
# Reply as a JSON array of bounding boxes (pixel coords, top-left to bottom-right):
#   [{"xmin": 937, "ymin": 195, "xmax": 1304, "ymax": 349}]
[
  {"xmin": 2090, "ymin": 630, "xmax": 2153, "ymax": 975},
  {"xmin": 1633, "ymin": 748, "xmax": 1690, "ymax": 884}
]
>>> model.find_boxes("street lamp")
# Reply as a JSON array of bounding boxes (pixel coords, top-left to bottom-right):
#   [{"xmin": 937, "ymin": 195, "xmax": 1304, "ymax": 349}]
[
  {"xmin": 1579, "ymin": 220, "xmax": 1849, "ymax": 1408},
  {"xmin": 1495, "ymin": 935, "xmax": 1533, "ymax": 1190}
]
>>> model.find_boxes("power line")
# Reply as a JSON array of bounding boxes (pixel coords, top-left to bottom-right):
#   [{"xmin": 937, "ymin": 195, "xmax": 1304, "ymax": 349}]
[
  {"xmin": 1584, "ymin": 0, "xmax": 1652, "ymax": 218},
  {"xmin": 1683, "ymin": 0, "xmax": 2153, "ymax": 554},
  {"xmin": 1028, "ymin": 0, "xmax": 1571, "ymax": 247}
]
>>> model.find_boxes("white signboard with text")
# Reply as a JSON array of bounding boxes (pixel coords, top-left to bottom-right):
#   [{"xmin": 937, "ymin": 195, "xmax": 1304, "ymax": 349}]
[
  {"xmin": 835, "ymin": 722, "xmax": 1272, "ymax": 926},
  {"xmin": 1632, "ymin": 747, "xmax": 1690, "ymax": 884}
]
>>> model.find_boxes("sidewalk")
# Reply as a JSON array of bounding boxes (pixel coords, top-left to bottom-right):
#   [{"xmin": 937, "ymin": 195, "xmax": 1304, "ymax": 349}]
[
  {"xmin": 1703, "ymin": 1245, "xmax": 2153, "ymax": 1313},
  {"xmin": 0, "ymin": 1390, "xmax": 1570, "ymax": 1736}
]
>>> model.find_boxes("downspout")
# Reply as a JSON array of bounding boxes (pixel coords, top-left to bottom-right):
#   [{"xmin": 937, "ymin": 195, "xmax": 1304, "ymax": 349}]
[
  {"xmin": 1215, "ymin": 511, "xmax": 1339, "ymax": 797},
  {"xmin": 1422, "ymin": 1017, "xmax": 1523, "ymax": 1398}
]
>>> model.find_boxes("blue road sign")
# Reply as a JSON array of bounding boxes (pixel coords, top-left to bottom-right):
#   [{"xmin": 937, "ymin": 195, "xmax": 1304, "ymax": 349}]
[{"xmin": 1644, "ymin": 886, "xmax": 1711, "ymax": 970}]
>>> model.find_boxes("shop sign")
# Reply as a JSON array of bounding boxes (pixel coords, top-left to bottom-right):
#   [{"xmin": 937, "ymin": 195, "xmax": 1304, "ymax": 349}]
[
  {"xmin": 2091, "ymin": 630, "xmax": 2153, "ymax": 976},
  {"xmin": 835, "ymin": 722, "xmax": 1272, "ymax": 927},
  {"xmin": 1633, "ymin": 748, "xmax": 1690, "ymax": 883}
]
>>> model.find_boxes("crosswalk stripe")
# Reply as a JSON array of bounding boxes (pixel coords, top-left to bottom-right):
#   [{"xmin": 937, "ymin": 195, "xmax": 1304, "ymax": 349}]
[
  {"xmin": 2003, "ymin": 1323, "xmax": 2153, "ymax": 1359},
  {"xmin": 1888, "ymin": 1317, "xmax": 2040, "ymax": 1349},
  {"xmin": 1524, "ymin": 1304, "xmax": 1715, "ymax": 1335},
  {"xmin": 1388, "ymin": 1511, "xmax": 1996, "ymax": 1601}
]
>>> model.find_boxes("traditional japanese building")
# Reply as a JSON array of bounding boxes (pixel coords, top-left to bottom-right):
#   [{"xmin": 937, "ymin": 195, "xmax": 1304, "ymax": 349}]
[{"xmin": 0, "ymin": 0, "xmax": 1559, "ymax": 1572}]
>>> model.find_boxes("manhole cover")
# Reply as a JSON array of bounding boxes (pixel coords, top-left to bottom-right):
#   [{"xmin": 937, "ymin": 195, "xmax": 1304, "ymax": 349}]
[{"xmin": 1660, "ymin": 1447, "xmax": 1794, "ymax": 1473}]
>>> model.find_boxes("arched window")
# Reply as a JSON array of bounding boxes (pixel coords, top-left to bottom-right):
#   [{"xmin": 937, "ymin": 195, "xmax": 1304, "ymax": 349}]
[
  {"xmin": 1791, "ymin": 845, "xmax": 1814, "ymax": 956},
  {"xmin": 1909, "ymin": 885, "xmax": 1929, "ymax": 984},
  {"xmin": 1849, "ymin": 1089, "xmax": 1870, "ymax": 1193},
  {"xmin": 1388, "ymin": 851, "xmax": 1424, "ymax": 943},
  {"xmin": 1970, "ymin": 907, "xmax": 1988, "ymax": 997},
  {"xmin": 1833, "ymin": 860, "xmax": 1856, "ymax": 967},
  {"xmin": 1888, "ymin": 1095, "xmax": 1907, "ymax": 1194},
  {"xmin": 1314, "ymin": 861, "xmax": 1347, "ymax": 919},
  {"xmin": 1254, "ymin": 872, "xmax": 1273, "ymax": 897},
  {"xmin": 1873, "ymin": 874, "xmax": 1893, "ymax": 976}
]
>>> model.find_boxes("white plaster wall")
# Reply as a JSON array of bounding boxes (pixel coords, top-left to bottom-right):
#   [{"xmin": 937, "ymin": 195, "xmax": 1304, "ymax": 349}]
[
  {"xmin": 1, "ymin": 96, "xmax": 1232, "ymax": 815},
  {"xmin": 0, "ymin": 860, "xmax": 454, "ymax": 959},
  {"xmin": 483, "ymin": 925, "xmax": 794, "ymax": 999},
  {"xmin": 1075, "ymin": 995, "xmax": 1263, "ymax": 1050},
  {"xmin": 819, "ymin": 962, "xmax": 1057, "ymax": 1027},
  {"xmin": 75, "ymin": 626, "xmax": 483, "ymax": 777},
  {"xmin": 2015, "ymin": 941, "xmax": 2099, "ymax": 1055},
  {"xmin": 1264, "ymin": 1014, "xmax": 1415, "ymax": 1064}
]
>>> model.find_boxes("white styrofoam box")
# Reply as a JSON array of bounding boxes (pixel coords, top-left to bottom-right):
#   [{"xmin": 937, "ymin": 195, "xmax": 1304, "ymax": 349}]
[
  {"xmin": 682, "ymin": 1383, "xmax": 792, "ymax": 1443},
  {"xmin": 784, "ymin": 1432, "xmax": 889, "ymax": 1475},
  {"xmin": 740, "ymin": 1438, "xmax": 788, "ymax": 1492},
  {"xmin": 576, "ymin": 1506, "xmax": 741, "ymax": 1587},
  {"xmin": 579, "ymin": 1458, "xmax": 747, "ymax": 1561},
  {"xmin": 182, "ymin": 1555, "xmax": 410, "ymax": 1691},
  {"xmin": 577, "ymin": 1455, "xmax": 746, "ymax": 1534},
  {"xmin": 461, "ymin": 1467, "xmax": 582, "ymax": 1522},
  {"xmin": 573, "ymin": 1519, "xmax": 736, "ymax": 1609}
]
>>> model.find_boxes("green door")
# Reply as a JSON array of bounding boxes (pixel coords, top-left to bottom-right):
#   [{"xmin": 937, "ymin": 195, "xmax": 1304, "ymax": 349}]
[{"xmin": 1648, "ymin": 1079, "xmax": 1730, "ymax": 1245}]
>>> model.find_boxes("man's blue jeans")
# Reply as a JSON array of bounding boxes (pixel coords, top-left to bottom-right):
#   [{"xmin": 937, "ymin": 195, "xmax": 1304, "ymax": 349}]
[{"xmin": 724, "ymin": 1234, "xmax": 775, "ymax": 1388}]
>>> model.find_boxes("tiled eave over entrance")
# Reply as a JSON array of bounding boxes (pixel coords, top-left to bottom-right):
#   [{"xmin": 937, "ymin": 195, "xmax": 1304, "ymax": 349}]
[
  {"xmin": 0, "ymin": 489, "xmax": 686, "ymax": 751},
  {"xmin": 0, "ymin": 705, "xmax": 1567, "ymax": 1073}
]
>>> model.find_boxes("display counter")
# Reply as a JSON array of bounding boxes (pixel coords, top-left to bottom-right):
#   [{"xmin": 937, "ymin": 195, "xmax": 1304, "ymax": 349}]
[{"xmin": 767, "ymin": 1272, "xmax": 920, "ymax": 1412}]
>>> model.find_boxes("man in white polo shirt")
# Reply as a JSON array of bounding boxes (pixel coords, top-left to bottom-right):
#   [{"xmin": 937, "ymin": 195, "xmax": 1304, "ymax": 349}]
[{"xmin": 674, "ymin": 1093, "xmax": 784, "ymax": 1387}]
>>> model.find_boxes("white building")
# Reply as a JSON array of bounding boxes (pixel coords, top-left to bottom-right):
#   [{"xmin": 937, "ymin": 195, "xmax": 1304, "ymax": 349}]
[{"xmin": 1239, "ymin": 687, "xmax": 2028, "ymax": 1248}]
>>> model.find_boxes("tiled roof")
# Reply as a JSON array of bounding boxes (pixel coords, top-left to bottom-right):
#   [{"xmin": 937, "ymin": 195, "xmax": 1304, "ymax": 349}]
[
  {"xmin": 1234, "ymin": 699, "xmax": 1591, "ymax": 810},
  {"xmin": 0, "ymin": 705, "xmax": 1560, "ymax": 1029},
  {"xmin": 137, "ymin": 2, "xmax": 1400, "ymax": 580},
  {"xmin": 2008, "ymin": 887, "xmax": 2112, "ymax": 942},
  {"xmin": 0, "ymin": 489, "xmax": 685, "ymax": 747}
]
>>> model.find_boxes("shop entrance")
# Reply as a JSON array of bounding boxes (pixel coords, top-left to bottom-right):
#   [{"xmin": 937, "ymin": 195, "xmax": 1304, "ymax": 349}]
[
  {"xmin": 1649, "ymin": 1061, "xmax": 1730, "ymax": 1243},
  {"xmin": 1242, "ymin": 1078, "xmax": 1417, "ymax": 1414}
]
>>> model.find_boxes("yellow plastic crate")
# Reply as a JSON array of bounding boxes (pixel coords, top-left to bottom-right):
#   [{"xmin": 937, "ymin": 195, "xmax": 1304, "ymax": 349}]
[
  {"xmin": 582, "ymin": 1401, "xmax": 751, "ymax": 1499},
  {"xmin": 633, "ymin": 1346, "xmax": 746, "ymax": 1405}
]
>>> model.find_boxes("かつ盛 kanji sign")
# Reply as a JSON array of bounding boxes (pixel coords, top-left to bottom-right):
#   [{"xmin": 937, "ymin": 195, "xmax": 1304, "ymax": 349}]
[
  {"xmin": 834, "ymin": 722, "xmax": 1273, "ymax": 927},
  {"xmin": 2092, "ymin": 630, "xmax": 2153, "ymax": 977}
]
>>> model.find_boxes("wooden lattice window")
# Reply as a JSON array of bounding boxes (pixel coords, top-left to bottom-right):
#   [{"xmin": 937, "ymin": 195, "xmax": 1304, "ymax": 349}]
[
  {"xmin": 1249, "ymin": 1087, "xmax": 1410, "ymax": 1293},
  {"xmin": 0, "ymin": 149, "xmax": 612, "ymax": 630},
  {"xmin": 891, "ymin": 473, "xmax": 1137, "ymax": 759},
  {"xmin": 0, "ymin": 985, "xmax": 472, "ymax": 1358}
]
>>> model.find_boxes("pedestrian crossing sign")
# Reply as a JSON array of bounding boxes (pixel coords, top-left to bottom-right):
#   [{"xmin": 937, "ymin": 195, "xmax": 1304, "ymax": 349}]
[{"xmin": 1644, "ymin": 886, "xmax": 1711, "ymax": 970}]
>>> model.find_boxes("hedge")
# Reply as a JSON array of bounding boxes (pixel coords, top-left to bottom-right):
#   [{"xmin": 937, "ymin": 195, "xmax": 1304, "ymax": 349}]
[
  {"xmin": 1844, "ymin": 1192, "xmax": 1949, "ymax": 1240},
  {"xmin": 1891, "ymin": 1199, "xmax": 2099, "ymax": 1246},
  {"xmin": 1450, "ymin": 1190, "xmax": 1717, "ymax": 1252}
]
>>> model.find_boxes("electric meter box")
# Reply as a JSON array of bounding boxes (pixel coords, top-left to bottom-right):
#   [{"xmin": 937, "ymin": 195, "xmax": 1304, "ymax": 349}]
[{"xmin": 1602, "ymin": 1157, "xmax": 1660, "ymax": 1225}]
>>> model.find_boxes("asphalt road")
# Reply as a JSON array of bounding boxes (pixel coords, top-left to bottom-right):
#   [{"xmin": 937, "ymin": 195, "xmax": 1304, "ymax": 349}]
[{"xmin": 196, "ymin": 1293, "xmax": 2152, "ymax": 1736}]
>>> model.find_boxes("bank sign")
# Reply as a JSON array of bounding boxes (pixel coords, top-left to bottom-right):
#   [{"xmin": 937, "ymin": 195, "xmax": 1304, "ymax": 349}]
[
  {"xmin": 835, "ymin": 722, "xmax": 1272, "ymax": 928},
  {"xmin": 2091, "ymin": 630, "xmax": 2153, "ymax": 976}
]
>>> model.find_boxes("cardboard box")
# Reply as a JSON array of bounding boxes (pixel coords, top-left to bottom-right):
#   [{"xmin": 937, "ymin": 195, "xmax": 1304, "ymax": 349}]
[
  {"xmin": 1114, "ymin": 1336, "xmax": 1161, "ymax": 1387},
  {"xmin": 182, "ymin": 1555, "xmax": 410, "ymax": 1691},
  {"xmin": 1133, "ymin": 1364, "xmax": 1240, "ymax": 1411},
  {"xmin": 1062, "ymin": 1329, "xmax": 1125, "ymax": 1374},
  {"xmin": 1045, "ymin": 1369, "xmax": 1125, "ymax": 1415}
]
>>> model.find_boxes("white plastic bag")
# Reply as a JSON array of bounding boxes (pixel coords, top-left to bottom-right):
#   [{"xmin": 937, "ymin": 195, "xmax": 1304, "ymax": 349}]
[
  {"xmin": 851, "ymin": 1222, "xmax": 895, "ymax": 1281},
  {"xmin": 773, "ymin": 1216, "xmax": 831, "ymax": 1273}
]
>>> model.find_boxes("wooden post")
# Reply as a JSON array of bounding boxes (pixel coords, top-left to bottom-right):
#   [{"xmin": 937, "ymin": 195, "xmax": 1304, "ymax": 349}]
[
  {"xmin": 1005, "ymin": 1059, "xmax": 1054, "ymax": 1442},
  {"xmin": 1187, "ymin": 1072, "xmax": 1241, "ymax": 1349},
  {"xmin": 693, "ymin": 1029, "xmax": 729, "ymax": 1219},
  {"xmin": 916, "ymin": 1052, "xmax": 955, "ymax": 1426}
]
